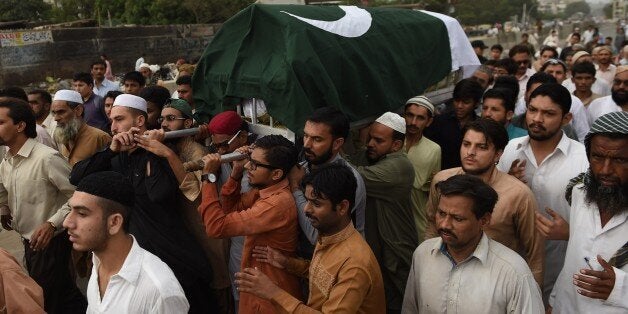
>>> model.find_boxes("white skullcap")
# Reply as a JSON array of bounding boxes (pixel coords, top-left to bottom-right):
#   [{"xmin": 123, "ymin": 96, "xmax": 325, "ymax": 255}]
[
  {"xmin": 375, "ymin": 112, "xmax": 406, "ymax": 134},
  {"xmin": 113, "ymin": 94, "xmax": 147, "ymax": 113},
  {"xmin": 53, "ymin": 89, "xmax": 83, "ymax": 104},
  {"xmin": 139, "ymin": 63, "xmax": 150, "ymax": 70},
  {"xmin": 405, "ymin": 96, "xmax": 435, "ymax": 115},
  {"xmin": 148, "ymin": 64, "xmax": 160, "ymax": 73}
]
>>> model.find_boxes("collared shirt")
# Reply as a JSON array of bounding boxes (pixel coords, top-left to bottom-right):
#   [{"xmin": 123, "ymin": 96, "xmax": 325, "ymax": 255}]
[
  {"xmin": 424, "ymin": 167, "xmax": 545, "ymax": 287},
  {"xmin": 293, "ymin": 153, "xmax": 366, "ymax": 244},
  {"xmin": 518, "ymin": 67, "xmax": 537, "ymax": 100},
  {"xmin": 58, "ymin": 123, "xmax": 111, "ymax": 166},
  {"xmin": 596, "ymin": 64, "xmax": 617, "ymax": 85},
  {"xmin": 271, "ymin": 224, "xmax": 386, "ymax": 313},
  {"xmin": 40, "ymin": 113, "xmax": 57, "ymax": 139},
  {"xmin": 404, "ymin": 136, "xmax": 441, "ymax": 242},
  {"xmin": 550, "ymin": 184, "xmax": 628, "ymax": 313},
  {"xmin": 401, "ymin": 233, "xmax": 544, "ymax": 314},
  {"xmin": 93, "ymin": 79, "xmax": 120, "ymax": 99},
  {"xmin": 86, "ymin": 236, "xmax": 189, "ymax": 314},
  {"xmin": 0, "ymin": 138, "xmax": 73, "ymax": 239},
  {"xmin": 83, "ymin": 93, "xmax": 109, "ymax": 132},
  {"xmin": 497, "ymin": 134, "xmax": 589, "ymax": 302},
  {"xmin": 587, "ymin": 95, "xmax": 623, "ymax": 125},
  {"xmin": 198, "ymin": 178, "xmax": 302, "ymax": 313},
  {"xmin": 562, "ymin": 78, "xmax": 612, "ymax": 97},
  {"xmin": 572, "ymin": 91, "xmax": 602, "ymax": 107},
  {"xmin": 0, "ymin": 248, "xmax": 44, "ymax": 313},
  {"xmin": 514, "ymin": 95, "xmax": 591, "ymax": 142},
  {"xmin": 352, "ymin": 150, "xmax": 418, "ymax": 310}
]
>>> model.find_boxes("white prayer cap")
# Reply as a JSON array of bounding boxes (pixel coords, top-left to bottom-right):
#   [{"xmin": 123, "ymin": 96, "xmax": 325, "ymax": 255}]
[
  {"xmin": 375, "ymin": 112, "xmax": 406, "ymax": 134},
  {"xmin": 113, "ymin": 94, "xmax": 147, "ymax": 113},
  {"xmin": 139, "ymin": 63, "xmax": 150, "ymax": 70},
  {"xmin": 53, "ymin": 90, "xmax": 83, "ymax": 104},
  {"xmin": 148, "ymin": 64, "xmax": 160, "ymax": 73},
  {"xmin": 405, "ymin": 96, "xmax": 435, "ymax": 115}
]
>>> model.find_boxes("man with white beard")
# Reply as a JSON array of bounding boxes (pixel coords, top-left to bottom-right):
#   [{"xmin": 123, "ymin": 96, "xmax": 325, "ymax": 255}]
[{"xmin": 51, "ymin": 90, "xmax": 111, "ymax": 166}]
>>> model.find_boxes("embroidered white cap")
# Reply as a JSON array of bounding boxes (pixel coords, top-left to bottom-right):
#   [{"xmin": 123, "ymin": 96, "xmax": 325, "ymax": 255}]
[
  {"xmin": 375, "ymin": 112, "xmax": 406, "ymax": 134},
  {"xmin": 113, "ymin": 94, "xmax": 147, "ymax": 113},
  {"xmin": 53, "ymin": 90, "xmax": 83, "ymax": 104}
]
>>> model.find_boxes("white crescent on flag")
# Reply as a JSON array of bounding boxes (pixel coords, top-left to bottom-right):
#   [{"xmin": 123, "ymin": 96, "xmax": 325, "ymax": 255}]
[{"xmin": 281, "ymin": 6, "xmax": 372, "ymax": 38}]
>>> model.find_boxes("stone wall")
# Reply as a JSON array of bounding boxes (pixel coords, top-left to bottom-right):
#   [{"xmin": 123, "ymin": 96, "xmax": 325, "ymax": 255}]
[{"xmin": 0, "ymin": 24, "xmax": 219, "ymax": 86}]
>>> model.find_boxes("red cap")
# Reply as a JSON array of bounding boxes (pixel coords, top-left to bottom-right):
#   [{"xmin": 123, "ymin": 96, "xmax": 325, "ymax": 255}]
[{"xmin": 209, "ymin": 111, "xmax": 243, "ymax": 135}]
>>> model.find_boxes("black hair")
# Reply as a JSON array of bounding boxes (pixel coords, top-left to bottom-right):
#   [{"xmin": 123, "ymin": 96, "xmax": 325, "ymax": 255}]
[
  {"xmin": 176, "ymin": 75, "xmax": 192, "ymax": 86},
  {"xmin": 508, "ymin": 44, "xmax": 531, "ymax": 58},
  {"xmin": 306, "ymin": 107, "xmax": 350, "ymax": 140},
  {"xmin": 436, "ymin": 174, "xmax": 498, "ymax": 219},
  {"xmin": 392, "ymin": 130, "xmax": 405, "ymax": 143},
  {"xmin": 123, "ymin": 71, "xmax": 146, "ymax": 87},
  {"xmin": 571, "ymin": 61, "xmax": 596, "ymax": 77},
  {"xmin": 27, "ymin": 89, "xmax": 52, "ymax": 104},
  {"xmin": 104, "ymin": 90, "xmax": 123, "ymax": 101},
  {"xmin": 540, "ymin": 46, "xmax": 559, "ymax": 58},
  {"xmin": 493, "ymin": 76, "xmax": 519, "ymax": 105},
  {"xmin": 301, "ymin": 163, "xmax": 356, "ymax": 211},
  {"xmin": 490, "ymin": 44, "xmax": 503, "ymax": 52},
  {"xmin": 73, "ymin": 72, "xmax": 94, "ymax": 86},
  {"xmin": 139, "ymin": 86, "xmax": 171, "ymax": 110},
  {"xmin": 526, "ymin": 72, "xmax": 557, "ymax": 91},
  {"xmin": 529, "ymin": 83, "xmax": 572, "ymax": 115},
  {"xmin": 0, "ymin": 87, "xmax": 28, "ymax": 102},
  {"xmin": 495, "ymin": 58, "xmax": 518, "ymax": 75},
  {"xmin": 483, "ymin": 87, "xmax": 515, "ymax": 112},
  {"xmin": 462, "ymin": 118, "xmax": 509, "ymax": 152},
  {"xmin": 91, "ymin": 60, "xmax": 107, "ymax": 69},
  {"xmin": 453, "ymin": 78, "xmax": 484, "ymax": 104},
  {"xmin": 254, "ymin": 135, "xmax": 298, "ymax": 180},
  {"xmin": 571, "ymin": 32, "xmax": 581, "ymax": 39},
  {"xmin": 0, "ymin": 97, "xmax": 37, "ymax": 138}
]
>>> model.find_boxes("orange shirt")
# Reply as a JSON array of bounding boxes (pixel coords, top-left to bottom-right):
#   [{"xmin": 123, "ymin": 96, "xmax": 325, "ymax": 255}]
[
  {"xmin": 0, "ymin": 248, "xmax": 44, "ymax": 313},
  {"xmin": 198, "ymin": 177, "xmax": 302, "ymax": 313}
]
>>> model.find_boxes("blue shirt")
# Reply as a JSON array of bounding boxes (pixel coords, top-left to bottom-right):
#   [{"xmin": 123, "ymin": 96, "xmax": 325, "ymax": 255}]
[{"xmin": 506, "ymin": 123, "xmax": 527, "ymax": 140}]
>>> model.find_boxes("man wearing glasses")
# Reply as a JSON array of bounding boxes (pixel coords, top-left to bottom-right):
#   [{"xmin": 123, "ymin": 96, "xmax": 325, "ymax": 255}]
[
  {"xmin": 198, "ymin": 134, "xmax": 302, "ymax": 314},
  {"xmin": 509, "ymin": 44, "xmax": 536, "ymax": 100}
]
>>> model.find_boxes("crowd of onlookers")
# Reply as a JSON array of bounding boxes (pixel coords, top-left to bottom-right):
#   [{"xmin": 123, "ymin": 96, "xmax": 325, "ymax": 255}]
[{"xmin": 0, "ymin": 21, "xmax": 625, "ymax": 314}]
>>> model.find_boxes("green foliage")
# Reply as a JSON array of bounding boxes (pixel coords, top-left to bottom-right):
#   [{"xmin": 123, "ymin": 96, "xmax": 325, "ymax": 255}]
[
  {"xmin": 0, "ymin": 0, "xmax": 51, "ymax": 22},
  {"xmin": 564, "ymin": 1, "xmax": 590, "ymax": 18}
]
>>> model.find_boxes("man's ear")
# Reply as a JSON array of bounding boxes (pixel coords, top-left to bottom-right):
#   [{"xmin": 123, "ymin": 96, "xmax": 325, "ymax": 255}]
[
  {"xmin": 74, "ymin": 104, "xmax": 84, "ymax": 118},
  {"xmin": 336, "ymin": 199, "xmax": 351, "ymax": 217},
  {"xmin": 108, "ymin": 213, "xmax": 124, "ymax": 235},
  {"xmin": 561, "ymin": 112, "xmax": 573, "ymax": 126},
  {"xmin": 184, "ymin": 118, "xmax": 193, "ymax": 129},
  {"xmin": 391, "ymin": 139, "xmax": 404, "ymax": 152},
  {"xmin": 479, "ymin": 212, "xmax": 492, "ymax": 229},
  {"xmin": 332, "ymin": 137, "xmax": 345, "ymax": 153}
]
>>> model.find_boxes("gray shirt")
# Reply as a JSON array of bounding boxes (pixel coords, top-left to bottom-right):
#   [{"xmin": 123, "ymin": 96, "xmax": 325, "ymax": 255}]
[{"xmin": 292, "ymin": 153, "xmax": 366, "ymax": 244}]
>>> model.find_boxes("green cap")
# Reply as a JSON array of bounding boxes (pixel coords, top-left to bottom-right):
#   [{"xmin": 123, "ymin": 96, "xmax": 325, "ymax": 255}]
[{"xmin": 164, "ymin": 98, "xmax": 193, "ymax": 119}]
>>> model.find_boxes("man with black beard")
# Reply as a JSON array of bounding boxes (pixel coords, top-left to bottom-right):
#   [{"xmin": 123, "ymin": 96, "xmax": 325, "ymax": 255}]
[
  {"xmin": 424, "ymin": 118, "xmax": 544, "ymax": 287},
  {"xmin": 548, "ymin": 111, "xmax": 628, "ymax": 313},
  {"xmin": 288, "ymin": 107, "xmax": 366, "ymax": 247},
  {"xmin": 351, "ymin": 112, "xmax": 417, "ymax": 314},
  {"xmin": 50, "ymin": 90, "xmax": 111, "ymax": 166},
  {"xmin": 588, "ymin": 65, "xmax": 628, "ymax": 124},
  {"xmin": 498, "ymin": 83, "xmax": 590, "ymax": 305}
]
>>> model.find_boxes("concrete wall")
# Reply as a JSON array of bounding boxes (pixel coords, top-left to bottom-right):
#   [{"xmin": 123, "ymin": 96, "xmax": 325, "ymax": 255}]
[{"xmin": 0, "ymin": 24, "xmax": 219, "ymax": 86}]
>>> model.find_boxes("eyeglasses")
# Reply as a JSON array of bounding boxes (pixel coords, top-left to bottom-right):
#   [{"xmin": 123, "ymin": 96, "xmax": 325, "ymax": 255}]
[
  {"xmin": 209, "ymin": 130, "xmax": 242, "ymax": 150},
  {"xmin": 246, "ymin": 156, "xmax": 278, "ymax": 171},
  {"xmin": 158, "ymin": 115, "xmax": 187, "ymax": 123}
]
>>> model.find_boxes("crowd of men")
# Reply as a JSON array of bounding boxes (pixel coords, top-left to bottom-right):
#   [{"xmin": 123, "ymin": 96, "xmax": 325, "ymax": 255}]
[{"xmin": 0, "ymin": 24, "xmax": 626, "ymax": 314}]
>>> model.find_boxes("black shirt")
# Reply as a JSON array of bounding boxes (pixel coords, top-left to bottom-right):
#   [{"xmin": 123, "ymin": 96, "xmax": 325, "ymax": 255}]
[{"xmin": 424, "ymin": 111, "xmax": 478, "ymax": 170}]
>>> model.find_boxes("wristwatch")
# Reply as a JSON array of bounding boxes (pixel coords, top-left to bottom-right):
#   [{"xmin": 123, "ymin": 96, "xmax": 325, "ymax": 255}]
[
  {"xmin": 48, "ymin": 221, "xmax": 57, "ymax": 231},
  {"xmin": 201, "ymin": 173, "xmax": 217, "ymax": 183}
]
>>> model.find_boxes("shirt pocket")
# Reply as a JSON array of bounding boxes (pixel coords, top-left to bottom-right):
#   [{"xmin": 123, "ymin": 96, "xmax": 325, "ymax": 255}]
[{"xmin": 21, "ymin": 178, "xmax": 50, "ymax": 205}]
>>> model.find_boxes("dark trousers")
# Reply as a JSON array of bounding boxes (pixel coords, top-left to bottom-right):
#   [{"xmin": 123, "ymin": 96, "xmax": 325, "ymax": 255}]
[{"xmin": 23, "ymin": 231, "xmax": 87, "ymax": 314}]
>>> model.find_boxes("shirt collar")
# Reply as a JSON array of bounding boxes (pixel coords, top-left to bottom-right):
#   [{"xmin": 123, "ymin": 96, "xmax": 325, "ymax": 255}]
[
  {"xmin": 514, "ymin": 132, "xmax": 570, "ymax": 156},
  {"xmin": 112, "ymin": 235, "xmax": 143, "ymax": 284},
  {"xmin": 259, "ymin": 178, "xmax": 290, "ymax": 199},
  {"xmin": 13, "ymin": 138, "xmax": 38, "ymax": 159},
  {"xmin": 317, "ymin": 223, "xmax": 355, "ymax": 246},
  {"xmin": 431, "ymin": 232, "xmax": 489, "ymax": 266}
]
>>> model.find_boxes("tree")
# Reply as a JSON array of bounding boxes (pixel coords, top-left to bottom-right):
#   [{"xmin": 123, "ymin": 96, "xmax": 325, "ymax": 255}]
[
  {"xmin": 564, "ymin": 1, "xmax": 590, "ymax": 18},
  {"xmin": 0, "ymin": 0, "xmax": 51, "ymax": 22}
]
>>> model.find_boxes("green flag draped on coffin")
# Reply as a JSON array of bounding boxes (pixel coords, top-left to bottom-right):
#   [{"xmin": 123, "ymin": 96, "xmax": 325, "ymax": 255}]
[{"xmin": 192, "ymin": 4, "xmax": 474, "ymax": 130}]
